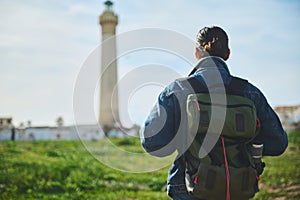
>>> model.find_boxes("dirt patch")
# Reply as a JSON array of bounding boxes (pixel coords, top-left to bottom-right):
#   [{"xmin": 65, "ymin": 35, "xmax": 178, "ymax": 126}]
[{"xmin": 259, "ymin": 183, "xmax": 300, "ymax": 199}]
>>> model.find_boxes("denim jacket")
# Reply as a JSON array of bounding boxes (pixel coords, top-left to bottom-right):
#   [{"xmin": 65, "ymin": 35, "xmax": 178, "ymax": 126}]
[{"xmin": 140, "ymin": 56, "xmax": 288, "ymax": 196}]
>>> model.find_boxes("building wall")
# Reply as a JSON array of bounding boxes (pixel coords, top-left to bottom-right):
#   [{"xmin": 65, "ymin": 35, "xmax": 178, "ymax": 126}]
[
  {"xmin": 0, "ymin": 129, "xmax": 12, "ymax": 141},
  {"xmin": 0, "ymin": 125, "xmax": 105, "ymax": 141}
]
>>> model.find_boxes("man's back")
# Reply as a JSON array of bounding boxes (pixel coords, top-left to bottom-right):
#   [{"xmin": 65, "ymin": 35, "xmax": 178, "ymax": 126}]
[{"xmin": 141, "ymin": 26, "xmax": 288, "ymax": 200}]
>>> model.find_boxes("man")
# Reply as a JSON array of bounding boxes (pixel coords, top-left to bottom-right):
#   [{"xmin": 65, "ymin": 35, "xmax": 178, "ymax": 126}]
[{"xmin": 141, "ymin": 26, "xmax": 288, "ymax": 200}]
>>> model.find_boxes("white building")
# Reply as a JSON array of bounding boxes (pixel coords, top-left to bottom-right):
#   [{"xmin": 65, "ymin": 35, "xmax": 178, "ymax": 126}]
[
  {"xmin": 0, "ymin": 117, "xmax": 14, "ymax": 141},
  {"xmin": 274, "ymin": 105, "xmax": 300, "ymax": 131},
  {"xmin": 0, "ymin": 124, "xmax": 106, "ymax": 141}
]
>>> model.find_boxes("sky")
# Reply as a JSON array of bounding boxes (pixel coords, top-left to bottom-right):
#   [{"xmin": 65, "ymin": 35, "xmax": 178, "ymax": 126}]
[{"xmin": 0, "ymin": 0, "xmax": 299, "ymax": 127}]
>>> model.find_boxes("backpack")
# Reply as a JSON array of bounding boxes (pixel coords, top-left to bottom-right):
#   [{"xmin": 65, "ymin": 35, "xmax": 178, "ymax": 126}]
[{"xmin": 181, "ymin": 76, "xmax": 264, "ymax": 200}]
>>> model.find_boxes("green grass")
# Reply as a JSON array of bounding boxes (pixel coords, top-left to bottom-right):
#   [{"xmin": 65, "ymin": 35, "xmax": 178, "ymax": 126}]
[
  {"xmin": 0, "ymin": 131, "xmax": 299, "ymax": 199},
  {"xmin": 0, "ymin": 139, "xmax": 170, "ymax": 200},
  {"xmin": 253, "ymin": 130, "xmax": 300, "ymax": 200}
]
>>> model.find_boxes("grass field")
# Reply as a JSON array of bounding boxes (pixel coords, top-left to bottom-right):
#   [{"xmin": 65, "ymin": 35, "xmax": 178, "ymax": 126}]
[{"xmin": 0, "ymin": 131, "xmax": 299, "ymax": 200}]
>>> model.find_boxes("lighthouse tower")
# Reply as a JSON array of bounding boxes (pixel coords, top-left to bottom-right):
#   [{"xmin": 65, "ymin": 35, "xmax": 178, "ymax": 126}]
[{"xmin": 99, "ymin": 1, "xmax": 119, "ymax": 134}]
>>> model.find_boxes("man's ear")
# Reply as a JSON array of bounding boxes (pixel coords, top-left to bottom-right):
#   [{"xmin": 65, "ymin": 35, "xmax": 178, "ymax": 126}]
[
  {"xmin": 224, "ymin": 49, "xmax": 230, "ymax": 60},
  {"xmin": 195, "ymin": 48, "xmax": 201, "ymax": 60}
]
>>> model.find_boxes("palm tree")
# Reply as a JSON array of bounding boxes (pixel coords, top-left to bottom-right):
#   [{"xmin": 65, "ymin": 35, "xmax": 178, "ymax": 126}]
[{"xmin": 56, "ymin": 116, "xmax": 64, "ymax": 127}]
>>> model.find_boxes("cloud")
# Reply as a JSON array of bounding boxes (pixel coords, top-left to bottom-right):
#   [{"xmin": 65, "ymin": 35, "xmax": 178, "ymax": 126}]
[{"xmin": 0, "ymin": 0, "xmax": 299, "ymax": 126}]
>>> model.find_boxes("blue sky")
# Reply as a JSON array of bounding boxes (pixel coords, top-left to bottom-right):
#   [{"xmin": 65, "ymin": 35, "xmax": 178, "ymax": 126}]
[{"xmin": 0, "ymin": 0, "xmax": 299, "ymax": 127}]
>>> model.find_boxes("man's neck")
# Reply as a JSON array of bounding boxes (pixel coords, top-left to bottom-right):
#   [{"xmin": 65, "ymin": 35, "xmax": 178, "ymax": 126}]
[{"xmin": 189, "ymin": 56, "xmax": 229, "ymax": 76}]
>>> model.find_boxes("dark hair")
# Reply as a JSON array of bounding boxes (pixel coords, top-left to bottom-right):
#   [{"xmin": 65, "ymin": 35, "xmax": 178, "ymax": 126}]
[{"xmin": 196, "ymin": 26, "xmax": 229, "ymax": 59}]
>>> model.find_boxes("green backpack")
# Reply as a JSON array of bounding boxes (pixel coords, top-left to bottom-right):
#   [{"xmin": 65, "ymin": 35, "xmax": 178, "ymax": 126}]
[{"xmin": 182, "ymin": 77, "xmax": 264, "ymax": 200}]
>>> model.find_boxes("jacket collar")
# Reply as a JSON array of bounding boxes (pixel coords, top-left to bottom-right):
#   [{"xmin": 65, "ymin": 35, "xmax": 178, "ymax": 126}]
[{"xmin": 193, "ymin": 56, "xmax": 230, "ymax": 75}]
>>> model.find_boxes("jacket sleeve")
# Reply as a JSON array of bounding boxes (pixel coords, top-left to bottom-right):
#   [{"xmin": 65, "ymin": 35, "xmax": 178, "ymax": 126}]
[
  {"xmin": 251, "ymin": 88, "xmax": 288, "ymax": 156},
  {"xmin": 140, "ymin": 82, "xmax": 183, "ymax": 157}
]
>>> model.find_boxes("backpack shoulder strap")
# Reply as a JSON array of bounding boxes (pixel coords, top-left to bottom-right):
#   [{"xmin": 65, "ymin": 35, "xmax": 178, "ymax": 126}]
[
  {"xmin": 178, "ymin": 76, "xmax": 208, "ymax": 93},
  {"xmin": 228, "ymin": 77, "xmax": 248, "ymax": 96}
]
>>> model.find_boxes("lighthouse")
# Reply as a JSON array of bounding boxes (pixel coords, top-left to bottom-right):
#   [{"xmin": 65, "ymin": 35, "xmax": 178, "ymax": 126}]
[{"xmin": 99, "ymin": 1, "xmax": 119, "ymax": 135}]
